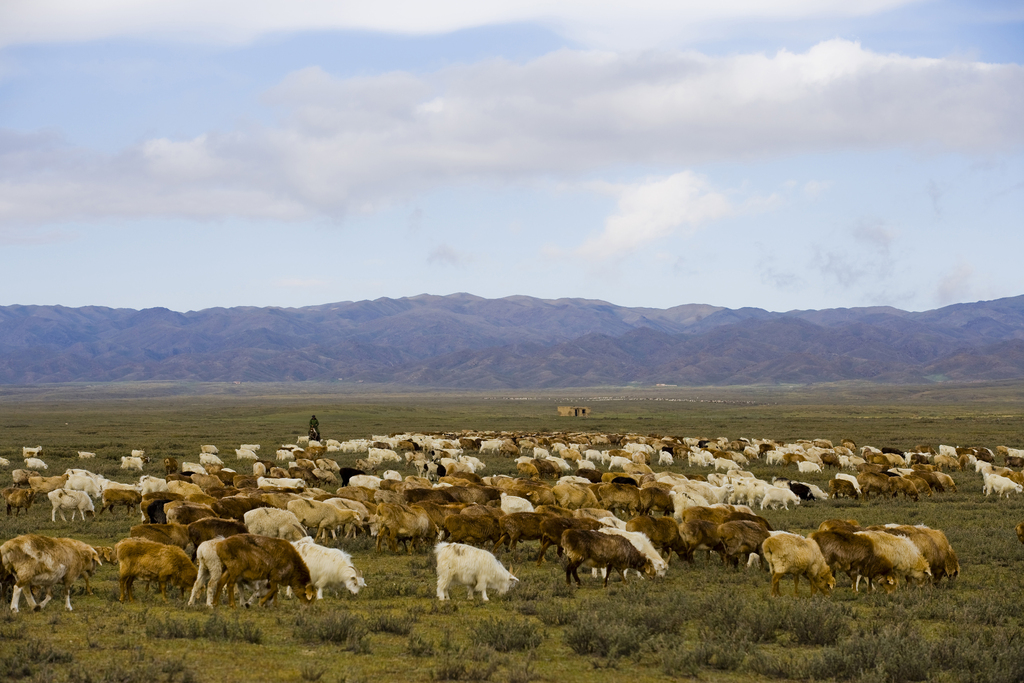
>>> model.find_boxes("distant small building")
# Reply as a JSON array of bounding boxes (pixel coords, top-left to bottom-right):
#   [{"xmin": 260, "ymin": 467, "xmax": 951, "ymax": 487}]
[{"xmin": 557, "ymin": 406, "xmax": 590, "ymax": 417}]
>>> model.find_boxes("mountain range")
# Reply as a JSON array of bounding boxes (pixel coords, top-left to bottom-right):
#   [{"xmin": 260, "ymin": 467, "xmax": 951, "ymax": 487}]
[{"xmin": 2, "ymin": 294, "xmax": 1024, "ymax": 387}]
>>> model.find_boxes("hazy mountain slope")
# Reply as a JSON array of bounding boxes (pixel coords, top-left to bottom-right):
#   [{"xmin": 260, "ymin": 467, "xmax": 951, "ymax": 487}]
[{"xmin": 1, "ymin": 294, "xmax": 1023, "ymax": 385}]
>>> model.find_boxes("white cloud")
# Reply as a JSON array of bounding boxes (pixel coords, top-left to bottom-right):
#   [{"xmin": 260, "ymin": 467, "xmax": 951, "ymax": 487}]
[
  {"xmin": 427, "ymin": 244, "xmax": 469, "ymax": 266},
  {"xmin": 936, "ymin": 262, "xmax": 974, "ymax": 306},
  {"xmin": 577, "ymin": 172, "xmax": 731, "ymax": 259},
  {"xmin": 803, "ymin": 180, "xmax": 831, "ymax": 196},
  {"xmin": 275, "ymin": 278, "xmax": 330, "ymax": 288},
  {"xmin": 0, "ymin": 0, "xmax": 923, "ymax": 49},
  {"xmin": 0, "ymin": 40, "xmax": 1020, "ymax": 228}
]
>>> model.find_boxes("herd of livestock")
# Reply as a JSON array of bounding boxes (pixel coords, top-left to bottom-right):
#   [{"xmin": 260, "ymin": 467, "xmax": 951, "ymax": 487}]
[{"xmin": 2, "ymin": 432, "xmax": 1024, "ymax": 613}]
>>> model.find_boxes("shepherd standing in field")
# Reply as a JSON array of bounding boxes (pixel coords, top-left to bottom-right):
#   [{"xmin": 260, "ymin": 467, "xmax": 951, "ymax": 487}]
[{"xmin": 308, "ymin": 415, "xmax": 320, "ymax": 441}]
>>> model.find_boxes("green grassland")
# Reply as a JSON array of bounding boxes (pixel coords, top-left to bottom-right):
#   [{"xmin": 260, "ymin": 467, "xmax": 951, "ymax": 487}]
[{"xmin": 1, "ymin": 381, "xmax": 1024, "ymax": 683}]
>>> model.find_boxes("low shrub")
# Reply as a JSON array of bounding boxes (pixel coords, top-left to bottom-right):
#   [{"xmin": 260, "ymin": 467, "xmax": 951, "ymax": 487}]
[
  {"xmin": 294, "ymin": 611, "xmax": 369, "ymax": 653},
  {"xmin": 368, "ymin": 611, "xmax": 415, "ymax": 636},
  {"xmin": 563, "ymin": 615, "xmax": 645, "ymax": 659},
  {"xmin": 475, "ymin": 617, "xmax": 543, "ymax": 652}
]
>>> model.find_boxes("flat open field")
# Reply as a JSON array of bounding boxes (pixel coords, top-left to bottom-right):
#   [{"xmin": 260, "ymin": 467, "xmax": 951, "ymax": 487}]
[{"xmin": 2, "ymin": 381, "xmax": 1024, "ymax": 683}]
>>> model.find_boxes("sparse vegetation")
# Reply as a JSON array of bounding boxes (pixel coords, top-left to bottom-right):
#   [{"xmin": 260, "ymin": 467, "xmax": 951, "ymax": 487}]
[{"xmin": 1, "ymin": 382, "xmax": 1024, "ymax": 682}]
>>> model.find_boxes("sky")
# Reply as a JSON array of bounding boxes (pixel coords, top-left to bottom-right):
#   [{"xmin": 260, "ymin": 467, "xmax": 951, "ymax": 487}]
[{"xmin": 0, "ymin": 1, "xmax": 1021, "ymax": 314}]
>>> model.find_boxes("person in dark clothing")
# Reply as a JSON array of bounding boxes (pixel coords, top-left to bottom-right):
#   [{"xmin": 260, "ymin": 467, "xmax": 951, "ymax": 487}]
[{"xmin": 308, "ymin": 415, "xmax": 320, "ymax": 442}]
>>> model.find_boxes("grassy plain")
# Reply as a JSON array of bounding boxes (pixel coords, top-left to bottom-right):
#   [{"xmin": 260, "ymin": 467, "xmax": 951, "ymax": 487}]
[{"xmin": 1, "ymin": 380, "xmax": 1024, "ymax": 683}]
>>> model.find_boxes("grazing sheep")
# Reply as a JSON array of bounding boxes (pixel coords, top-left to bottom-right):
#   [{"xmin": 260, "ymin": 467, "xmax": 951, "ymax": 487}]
[
  {"xmin": 115, "ymin": 538, "xmax": 198, "ymax": 603},
  {"xmin": 562, "ymin": 529, "xmax": 657, "ymax": 587},
  {"xmin": 500, "ymin": 492, "xmax": 535, "ymax": 515},
  {"xmin": 130, "ymin": 522, "xmax": 191, "ymax": 551},
  {"xmin": 761, "ymin": 532, "xmax": 835, "ymax": 597},
  {"xmin": 48, "ymin": 489, "xmax": 95, "ymax": 522},
  {"xmin": 200, "ymin": 453, "xmax": 224, "ymax": 466},
  {"xmin": 29, "ymin": 474, "xmax": 69, "ymax": 496},
  {"xmin": 856, "ymin": 530, "xmax": 932, "ymax": 588},
  {"xmin": 100, "ymin": 488, "xmax": 143, "ymax": 516},
  {"xmin": 24, "ymin": 457, "xmax": 47, "ymax": 470},
  {"xmin": 243, "ymin": 507, "xmax": 308, "ymax": 541},
  {"xmin": 760, "ymin": 486, "xmax": 801, "ymax": 510},
  {"xmin": 291, "ymin": 537, "xmax": 365, "ymax": 599},
  {"xmin": 2, "ymin": 487, "xmax": 35, "ymax": 516},
  {"xmin": 286, "ymin": 499, "xmax": 358, "ymax": 542},
  {"xmin": 213, "ymin": 534, "xmax": 315, "ymax": 608},
  {"xmin": 983, "ymin": 473, "xmax": 1023, "ymax": 498},
  {"xmin": 1, "ymin": 535, "xmax": 101, "ymax": 612},
  {"xmin": 797, "ymin": 460, "xmax": 822, "ymax": 474},
  {"xmin": 435, "ymin": 542, "xmax": 518, "ymax": 601},
  {"xmin": 121, "ymin": 456, "xmax": 144, "ymax": 471}
]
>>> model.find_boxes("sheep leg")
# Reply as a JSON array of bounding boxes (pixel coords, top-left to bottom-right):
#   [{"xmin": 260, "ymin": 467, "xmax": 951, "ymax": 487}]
[
  {"xmin": 258, "ymin": 582, "xmax": 279, "ymax": 608},
  {"xmin": 477, "ymin": 581, "xmax": 489, "ymax": 602},
  {"xmin": 793, "ymin": 575, "xmax": 801, "ymax": 597},
  {"xmin": 63, "ymin": 582, "xmax": 74, "ymax": 611},
  {"xmin": 565, "ymin": 561, "xmax": 581, "ymax": 586},
  {"xmin": 770, "ymin": 573, "xmax": 781, "ymax": 597},
  {"xmin": 187, "ymin": 570, "xmax": 207, "ymax": 606},
  {"xmin": 11, "ymin": 585, "xmax": 26, "ymax": 612},
  {"xmin": 535, "ymin": 540, "xmax": 550, "ymax": 565}
]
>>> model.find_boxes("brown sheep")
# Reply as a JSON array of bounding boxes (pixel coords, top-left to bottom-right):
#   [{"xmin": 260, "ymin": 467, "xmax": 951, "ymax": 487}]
[
  {"xmin": 373, "ymin": 503, "xmax": 437, "ymax": 554},
  {"xmin": 888, "ymin": 477, "xmax": 919, "ymax": 501},
  {"xmin": 717, "ymin": 520, "xmax": 770, "ymax": 568},
  {"xmin": 493, "ymin": 512, "xmax": 551, "ymax": 559},
  {"xmin": 130, "ymin": 522, "xmax": 191, "ymax": 551},
  {"xmin": 1, "ymin": 535, "xmax": 101, "ymax": 612},
  {"xmin": 809, "ymin": 528, "xmax": 896, "ymax": 591},
  {"xmin": 115, "ymin": 538, "xmax": 198, "ymax": 603},
  {"xmin": 212, "ymin": 495, "xmax": 269, "ymax": 521},
  {"xmin": 678, "ymin": 519, "xmax": 723, "ymax": 563},
  {"xmin": 29, "ymin": 474, "xmax": 69, "ymax": 495},
  {"xmin": 762, "ymin": 532, "xmax": 835, "ymax": 598},
  {"xmin": 442, "ymin": 514, "xmax": 502, "ymax": 548},
  {"xmin": 165, "ymin": 501, "xmax": 217, "ymax": 526},
  {"xmin": 516, "ymin": 461, "xmax": 540, "ymax": 479},
  {"xmin": 562, "ymin": 529, "xmax": 656, "ymax": 587},
  {"xmin": 638, "ymin": 486, "xmax": 674, "ymax": 516},
  {"xmin": 213, "ymin": 534, "xmax": 315, "ymax": 608},
  {"xmin": 186, "ymin": 517, "xmax": 248, "ymax": 555},
  {"xmin": 404, "ymin": 487, "xmax": 457, "ymax": 505},
  {"xmin": 552, "ymin": 483, "xmax": 599, "ymax": 510},
  {"xmin": 2, "ymin": 487, "xmax": 35, "ymax": 516},
  {"xmin": 596, "ymin": 483, "xmax": 641, "ymax": 518},
  {"xmin": 536, "ymin": 516, "xmax": 603, "ymax": 564},
  {"xmin": 626, "ymin": 514, "xmax": 682, "ymax": 556},
  {"xmin": 829, "ymin": 479, "xmax": 860, "ymax": 500},
  {"xmin": 100, "ymin": 488, "xmax": 143, "ymax": 516},
  {"xmin": 857, "ymin": 472, "xmax": 891, "ymax": 497}
]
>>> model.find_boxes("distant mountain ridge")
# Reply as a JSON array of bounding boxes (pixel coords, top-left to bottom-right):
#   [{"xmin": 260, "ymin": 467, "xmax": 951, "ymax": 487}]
[{"xmin": 2, "ymin": 294, "xmax": 1024, "ymax": 386}]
